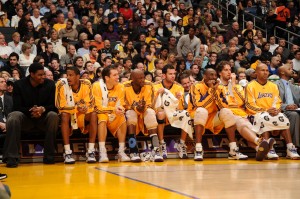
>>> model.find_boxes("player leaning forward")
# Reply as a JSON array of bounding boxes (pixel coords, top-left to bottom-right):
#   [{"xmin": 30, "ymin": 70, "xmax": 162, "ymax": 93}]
[
  {"xmin": 123, "ymin": 69, "xmax": 163, "ymax": 162},
  {"xmin": 55, "ymin": 67, "xmax": 98, "ymax": 164}
]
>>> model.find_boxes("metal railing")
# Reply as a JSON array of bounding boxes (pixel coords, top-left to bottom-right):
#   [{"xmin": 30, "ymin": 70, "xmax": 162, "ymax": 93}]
[
  {"xmin": 211, "ymin": 1, "xmax": 267, "ymax": 36},
  {"xmin": 274, "ymin": 26, "xmax": 300, "ymax": 48}
]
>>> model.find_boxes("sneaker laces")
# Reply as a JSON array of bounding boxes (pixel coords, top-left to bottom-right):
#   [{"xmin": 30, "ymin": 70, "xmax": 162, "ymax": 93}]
[
  {"xmin": 269, "ymin": 149, "xmax": 276, "ymax": 154},
  {"xmin": 180, "ymin": 143, "xmax": 187, "ymax": 154},
  {"xmin": 87, "ymin": 152, "xmax": 95, "ymax": 158},
  {"xmin": 288, "ymin": 146, "xmax": 298, "ymax": 154},
  {"xmin": 65, "ymin": 153, "xmax": 73, "ymax": 159}
]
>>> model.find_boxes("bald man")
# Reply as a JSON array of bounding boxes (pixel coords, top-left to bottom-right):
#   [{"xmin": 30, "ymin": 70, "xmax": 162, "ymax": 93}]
[
  {"xmin": 245, "ymin": 63, "xmax": 300, "ymax": 160},
  {"xmin": 276, "ymin": 64, "xmax": 300, "ymax": 146},
  {"xmin": 123, "ymin": 69, "xmax": 163, "ymax": 162},
  {"xmin": 188, "ymin": 68, "xmax": 247, "ymax": 161}
]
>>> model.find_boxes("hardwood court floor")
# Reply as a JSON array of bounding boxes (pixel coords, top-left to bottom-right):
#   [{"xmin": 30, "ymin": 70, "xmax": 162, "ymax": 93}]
[{"xmin": 1, "ymin": 158, "xmax": 300, "ymax": 199}]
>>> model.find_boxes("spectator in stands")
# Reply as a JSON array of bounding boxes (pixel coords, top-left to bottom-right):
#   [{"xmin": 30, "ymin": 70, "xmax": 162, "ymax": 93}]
[
  {"xmin": 79, "ymin": 21, "xmax": 96, "ymax": 41},
  {"xmin": 119, "ymin": 41, "xmax": 138, "ymax": 59},
  {"xmin": 276, "ymin": 64, "xmax": 300, "ymax": 146},
  {"xmin": 119, "ymin": 1, "xmax": 133, "ymax": 21},
  {"xmin": 57, "ymin": 0, "xmax": 68, "ymax": 17},
  {"xmin": 278, "ymin": 38, "xmax": 290, "ymax": 61},
  {"xmin": 274, "ymin": 2, "xmax": 290, "ymax": 38},
  {"xmin": 60, "ymin": 44, "xmax": 77, "ymax": 69},
  {"xmin": 102, "ymin": 23, "xmax": 120, "ymax": 42},
  {"xmin": 242, "ymin": 21, "xmax": 256, "ymax": 36},
  {"xmin": 210, "ymin": 34, "xmax": 226, "ymax": 54},
  {"xmin": 205, "ymin": 52, "xmax": 218, "ymax": 69},
  {"xmin": 115, "ymin": 34, "xmax": 129, "ymax": 52},
  {"xmin": 53, "ymin": 12, "xmax": 66, "ymax": 33},
  {"xmin": 19, "ymin": 43, "xmax": 35, "ymax": 73},
  {"xmin": 156, "ymin": 19, "xmax": 171, "ymax": 42},
  {"xmin": 292, "ymin": 50, "xmax": 300, "ymax": 72},
  {"xmin": 255, "ymin": 30, "xmax": 267, "ymax": 44},
  {"xmin": 0, "ymin": 53, "xmax": 23, "ymax": 77},
  {"xmin": 225, "ymin": 22, "xmax": 241, "ymax": 43},
  {"xmin": 24, "ymin": 20, "xmax": 39, "ymax": 39},
  {"xmin": 204, "ymin": 13, "xmax": 225, "ymax": 33},
  {"xmin": 17, "ymin": 11, "xmax": 31, "ymax": 38},
  {"xmin": 77, "ymin": 40, "xmax": 90, "ymax": 57},
  {"xmin": 45, "ymin": 70, "xmax": 53, "ymax": 81},
  {"xmin": 49, "ymin": 58, "xmax": 63, "ymax": 81},
  {"xmin": 38, "ymin": 18, "xmax": 52, "ymax": 39},
  {"xmin": 55, "ymin": 66, "xmax": 97, "ymax": 164},
  {"xmin": 40, "ymin": 0, "xmax": 52, "ymax": 16},
  {"xmin": 3, "ymin": 62, "xmax": 58, "ymax": 167},
  {"xmin": 59, "ymin": 19, "xmax": 78, "ymax": 41},
  {"xmin": 177, "ymin": 26, "xmax": 200, "ymax": 59},
  {"xmin": 0, "ymin": 12, "xmax": 9, "ymax": 27},
  {"xmin": 30, "ymin": 9, "xmax": 42, "ymax": 29},
  {"xmin": 98, "ymin": 40, "xmax": 112, "ymax": 58},
  {"xmin": 8, "ymin": 32, "xmax": 23, "ymax": 55},
  {"xmin": 93, "ymin": 7, "xmax": 104, "ymax": 25},
  {"xmin": 184, "ymin": 17, "xmax": 195, "ymax": 34},
  {"xmin": 82, "ymin": 45, "xmax": 100, "ymax": 67},
  {"xmin": 172, "ymin": 19, "xmax": 184, "ymax": 39},
  {"xmin": 90, "ymin": 34, "xmax": 104, "ymax": 51},
  {"xmin": 170, "ymin": 7, "xmax": 181, "ymax": 23},
  {"xmin": 268, "ymin": 35, "xmax": 279, "ymax": 54},
  {"xmin": 10, "ymin": 8, "xmax": 23, "ymax": 28},
  {"xmin": 0, "ymin": 76, "xmax": 12, "ymax": 141},
  {"xmin": 268, "ymin": 56, "xmax": 281, "ymax": 75},
  {"xmin": 183, "ymin": 7, "xmax": 194, "ymax": 27},
  {"xmin": 0, "ymin": 33, "xmax": 13, "ymax": 66},
  {"xmin": 108, "ymin": 4, "xmax": 121, "ymax": 23},
  {"xmin": 73, "ymin": 56, "xmax": 84, "ymax": 71},
  {"xmin": 261, "ymin": 42, "xmax": 273, "ymax": 61},
  {"xmin": 256, "ymin": 0, "xmax": 269, "ymax": 18},
  {"xmin": 41, "ymin": 42, "xmax": 59, "ymax": 67}
]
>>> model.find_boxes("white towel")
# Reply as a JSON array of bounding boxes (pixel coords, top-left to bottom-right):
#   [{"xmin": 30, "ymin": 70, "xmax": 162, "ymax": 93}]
[
  {"xmin": 99, "ymin": 79, "xmax": 108, "ymax": 107},
  {"xmin": 60, "ymin": 78, "xmax": 78, "ymax": 130},
  {"xmin": 252, "ymin": 112, "xmax": 290, "ymax": 135},
  {"xmin": 155, "ymin": 89, "xmax": 194, "ymax": 139}
]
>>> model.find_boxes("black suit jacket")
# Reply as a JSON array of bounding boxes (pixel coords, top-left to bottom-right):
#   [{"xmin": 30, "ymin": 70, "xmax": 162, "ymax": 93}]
[
  {"xmin": 13, "ymin": 77, "xmax": 57, "ymax": 117},
  {"xmin": 3, "ymin": 93, "xmax": 13, "ymax": 119}
]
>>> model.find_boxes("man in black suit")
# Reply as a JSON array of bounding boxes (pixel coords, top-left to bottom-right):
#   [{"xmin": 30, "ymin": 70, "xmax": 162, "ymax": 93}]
[{"xmin": 3, "ymin": 63, "xmax": 59, "ymax": 168}]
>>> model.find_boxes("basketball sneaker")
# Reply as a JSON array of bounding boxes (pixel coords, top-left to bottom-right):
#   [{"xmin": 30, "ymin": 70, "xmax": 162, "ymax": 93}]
[
  {"xmin": 159, "ymin": 142, "xmax": 168, "ymax": 159},
  {"xmin": 256, "ymin": 139, "xmax": 270, "ymax": 161},
  {"xmin": 99, "ymin": 148, "xmax": 109, "ymax": 163},
  {"xmin": 130, "ymin": 153, "xmax": 141, "ymax": 162},
  {"xmin": 64, "ymin": 150, "xmax": 75, "ymax": 164},
  {"xmin": 118, "ymin": 150, "xmax": 130, "ymax": 162},
  {"xmin": 286, "ymin": 145, "xmax": 300, "ymax": 160},
  {"xmin": 176, "ymin": 142, "xmax": 188, "ymax": 159},
  {"xmin": 228, "ymin": 147, "xmax": 248, "ymax": 160},
  {"xmin": 140, "ymin": 151, "xmax": 153, "ymax": 162},
  {"xmin": 194, "ymin": 147, "xmax": 204, "ymax": 161},
  {"xmin": 152, "ymin": 147, "xmax": 164, "ymax": 162},
  {"xmin": 86, "ymin": 150, "xmax": 97, "ymax": 163},
  {"xmin": 266, "ymin": 138, "xmax": 279, "ymax": 160}
]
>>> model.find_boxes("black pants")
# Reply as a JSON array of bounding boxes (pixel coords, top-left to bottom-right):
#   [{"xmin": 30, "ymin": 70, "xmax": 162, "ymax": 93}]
[{"xmin": 3, "ymin": 111, "xmax": 59, "ymax": 161}]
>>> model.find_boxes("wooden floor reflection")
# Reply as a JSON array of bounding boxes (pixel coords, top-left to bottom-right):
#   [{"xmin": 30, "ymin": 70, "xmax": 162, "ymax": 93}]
[{"xmin": 1, "ymin": 158, "xmax": 300, "ymax": 199}]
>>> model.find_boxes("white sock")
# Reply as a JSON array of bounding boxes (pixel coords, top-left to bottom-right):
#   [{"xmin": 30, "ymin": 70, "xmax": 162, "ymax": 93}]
[
  {"xmin": 99, "ymin": 142, "xmax": 106, "ymax": 151},
  {"xmin": 254, "ymin": 137, "xmax": 260, "ymax": 145},
  {"xmin": 64, "ymin": 144, "xmax": 71, "ymax": 153},
  {"xmin": 287, "ymin": 143, "xmax": 293, "ymax": 149},
  {"xmin": 88, "ymin": 143, "xmax": 95, "ymax": 152},
  {"xmin": 180, "ymin": 139, "xmax": 185, "ymax": 144},
  {"xmin": 196, "ymin": 143, "xmax": 202, "ymax": 150},
  {"xmin": 255, "ymin": 146, "xmax": 259, "ymax": 152},
  {"xmin": 119, "ymin": 142, "xmax": 125, "ymax": 151},
  {"xmin": 229, "ymin": 142, "xmax": 237, "ymax": 152},
  {"xmin": 160, "ymin": 139, "xmax": 165, "ymax": 144}
]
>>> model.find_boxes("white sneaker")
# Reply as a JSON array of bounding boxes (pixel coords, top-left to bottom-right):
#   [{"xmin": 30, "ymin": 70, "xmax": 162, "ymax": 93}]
[
  {"xmin": 130, "ymin": 153, "xmax": 141, "ymax": 162},
  {"xmin": 194, "ymin": 147, "xmax": 204, "ymax": 161},
  {"xmin": 266, "ymin": 149, "xmax": 279, "ymax": 160},
  {"xmin": 86, "ymin": 150, "xmax": 96, "ymax": 163},
  {"xmin": 159, "ymin": 142, "xmax": 168, "ymax": 159},
  {"xmin": 286, "ymin": 145, "xmax": 300, "ymax": 160},
  {"xmin": 152, "ymin": 147, "xmax": 164, "ymax": 162},
  {"xmin": 118, "ymin": 150, "xmax": 130, "ymax": 162},
  {"xmin": 64, "ymin": 150, "xmax": 75, "ymax": 164},
  {"xmin": 99, "ymin": 148, "xmax": 109, "ymax": 163},
  {"xmin": 176, "ymin": 142, "xmax": 188, "ymax": 159},
  {"xmin": 267, "ymin": 138, "xmax": 279, "ymax": 160},
  {"xmin": 140, "ymin": 151, "xmax": 153, "ymax": 162},
  {"xmin": 228, "ymin": 147, "xmax": 248, "ymax": 160}
]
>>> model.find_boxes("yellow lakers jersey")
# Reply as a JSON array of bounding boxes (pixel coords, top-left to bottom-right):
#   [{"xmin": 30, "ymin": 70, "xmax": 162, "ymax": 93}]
[
  {"xmin": 123, "ymin": 80, "xmax": 154, "ymax": 111},
  {"xmin": 245, "ymin": 80, "xmax": 282, "ymax": 115},
  {"xmin": 55, "ymin": 79, "xmax": 94, "ymax": 114},
  {"xmin": 92, "ymin": 81, "xmax": 125, "ymax": 114}
]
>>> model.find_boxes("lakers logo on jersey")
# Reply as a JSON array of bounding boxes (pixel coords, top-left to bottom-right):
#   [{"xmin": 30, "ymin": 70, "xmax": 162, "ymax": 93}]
[
  {"xmin": 108, "ymin": 97, "xmax": 118, "ymax": 102},
  {"xmin": 257, "ymin": 92, "xmax": 273, "ymax": 99}
]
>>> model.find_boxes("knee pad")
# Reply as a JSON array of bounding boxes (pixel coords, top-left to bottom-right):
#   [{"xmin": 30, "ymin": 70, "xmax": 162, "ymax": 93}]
[
  {"xmin": 194, "ymin": 107, "xmax": 208, "ymax": 126},
  {"xmin": 126, "ymin": 110, "xmax": 138, "ymax": 126},
  {"xmin": 236, "ymin": 117, "xmax": 253, "ymax": 133},
  {"xmin": 144, "ymin": 109, "xmax": 158, "ymax": 129},
  {"xmin": 219, "ymin": 108, "xmax": 236, "ymax": 128}
]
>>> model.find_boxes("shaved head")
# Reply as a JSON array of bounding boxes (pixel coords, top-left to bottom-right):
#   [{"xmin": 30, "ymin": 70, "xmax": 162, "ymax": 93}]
[
  {"xmin": 278, "ymin": 64, "xmax": 293, "ymax": 79},
  {"xmin": 131, "ymin": 69, "xmax": 145, "ymax": 89}
]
